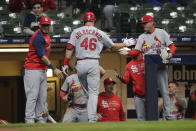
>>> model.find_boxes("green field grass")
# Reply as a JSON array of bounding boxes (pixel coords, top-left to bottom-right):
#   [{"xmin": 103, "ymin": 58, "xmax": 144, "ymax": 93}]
[{"xmin": 0, "ymin": 121, "xmax": 196, "ymax": 131}]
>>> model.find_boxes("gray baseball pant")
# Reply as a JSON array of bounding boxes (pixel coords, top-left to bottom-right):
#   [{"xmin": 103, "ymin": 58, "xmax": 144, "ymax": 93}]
[
  {"xmin": 134, "ymin": 96, "xmax": 146, "ymax": 121},
  {"xmin": 24, "ymin": 69, "xmax": 47, "ymax": 123},
  {"xmin": 62, "ymin": 107, "xmax": 88, "ymax": 122},
  {"xmin": 157, "ymin": 65, "xmax": 170, "ymax": 118},
  {"xmin": 76, "ymin": 59, "xmax": 100, "ymax": 122}
]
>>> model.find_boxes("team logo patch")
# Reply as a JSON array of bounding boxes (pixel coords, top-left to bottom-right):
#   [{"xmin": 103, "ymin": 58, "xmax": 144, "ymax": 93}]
[
  {"xmin": 45, "ymin": 18, "xmax": 48, "ymax": 21},
  {"xmin": 88, "ymin": 15, "xmax": 91, "ymax": 20}
]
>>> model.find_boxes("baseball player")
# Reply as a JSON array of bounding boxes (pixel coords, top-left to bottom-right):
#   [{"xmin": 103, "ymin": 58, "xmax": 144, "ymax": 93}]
[
  {"xmin": 60, "ymin": 70, "xmax": 88, "ymax": 122},
  {"xmin": 62, "ymin": 12, "xmax": 133, "ymax": 122},
  {"xmin": 159, "ymin": 82, "xmax": 187, "ymax": 120},
  {"xmin": 23, "ymin": 16, "xmax": 63, "ymax": 124},
  {"xmin": 116, "ymin": 41, "xmax": 146, "ymax": 121},
  {"xmin": 120, "ymin": 15, "xmax": 176, "ymax": 120},
  {"xmin": 60, "ymin": 65, "xmax": 106, "ymax": 122}
]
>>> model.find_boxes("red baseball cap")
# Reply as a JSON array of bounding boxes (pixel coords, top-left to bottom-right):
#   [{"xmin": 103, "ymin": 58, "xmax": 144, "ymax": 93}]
[
  {"xmin": 84, "ymin": 12, "xmax": 96, "ymax": 22},
  {"xmin": 40, "ymin": 16, "xmax": 51, "ymax": 25},
  {"xmin": 141, "ymin": 15, "xmax": 154, "ymax": 23},
  {"xmin": 104, "ymin": 77, "xmax": 116, "ymax": 85}
]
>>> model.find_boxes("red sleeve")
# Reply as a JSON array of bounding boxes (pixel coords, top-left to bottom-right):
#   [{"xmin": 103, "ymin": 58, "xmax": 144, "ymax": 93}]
[
  {"xmin": 119, "ymin": 101, "xmax": 126, "ymax": 121},
  {"xmin": 168, "ymin": 44, "xmax": 176, "ymax": 54},
  {"xmin": 128, "ymin": 49, "xmax": 140, "ymax": 57},
  {"xmin": 67, "ymin": 43, "xmax": 74, "ymax": 50},
  {"xmin": 123, "ymin": 65, "xmax": 131, "ymax": 84},
  {"xmin": 60, "ymin": 90, "xmax": 67, "ymax": 99}
]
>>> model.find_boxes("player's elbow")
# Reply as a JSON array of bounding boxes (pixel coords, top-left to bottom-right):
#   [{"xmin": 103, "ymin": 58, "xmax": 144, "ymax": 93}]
[{"xmin": 38, "ymin": 51, "xmax": 45, "ymax": 58}]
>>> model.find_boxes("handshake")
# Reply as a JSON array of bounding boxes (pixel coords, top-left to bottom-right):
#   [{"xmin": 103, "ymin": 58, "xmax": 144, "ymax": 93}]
[
  {"xmin": 123, "ymin": 38, "xmax": 136, "ymax": 47},
  {"xmin": 118, "ymin": 38, "xmax": 136, "ymax": 55}
]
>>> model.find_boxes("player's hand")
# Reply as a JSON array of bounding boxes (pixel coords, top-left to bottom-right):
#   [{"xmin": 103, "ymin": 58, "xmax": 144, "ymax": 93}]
[
  {"xmin": 123, "ymin": 38, "xmax": 135, "ymax": 47},
  {"xmin": 119, "ymin": 50, "xmax": 129, "ymax": 56},
  {"xmin": 62, "ymin": 65, "xmax": 69, "ymax": 76},
  {"xmin": 62, "ymin": 95, "xmax": 68, "ymax": 102},
  {"xmin": 97, "ymin": 113, "xmax": 102, "ymax": 120},
  {"xmin": 54, "ymin": 68, "xmax": 64, "ymax": 79},
  {"xmin": 167, "ymin": 52, "xmax": 173, "ymax": 60}
]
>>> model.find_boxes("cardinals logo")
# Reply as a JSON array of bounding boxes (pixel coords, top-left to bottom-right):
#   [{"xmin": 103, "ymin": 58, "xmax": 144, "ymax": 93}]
[
  {"xmin": 154, "ymin": 36, "xmax": 162, "ymax": 54},
  {"xmin": 71, "ymin": 80, "xmax": 75, "ymax": 87},
  {"xmin": 45, "ymin": 17, "xmax": 48, "ymax": 21},
  {"xmin": 70, "ymin": 79, "xmax": 82, "ymax": 92}
]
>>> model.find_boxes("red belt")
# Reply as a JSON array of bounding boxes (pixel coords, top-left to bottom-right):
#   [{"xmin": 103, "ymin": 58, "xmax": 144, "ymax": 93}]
[
  {"xmin": 135, "ymin": 94, "xmax": 145, "ymax": 98},
  {"xmin": 74, "ymin": 104, "xmax": 86, "ymax": 108}
]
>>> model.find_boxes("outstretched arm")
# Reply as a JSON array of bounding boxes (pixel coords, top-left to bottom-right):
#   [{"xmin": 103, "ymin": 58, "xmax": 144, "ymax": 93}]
[{"xmin": 116, "ymin": 64, "xmax": 132, "ymax": 84}]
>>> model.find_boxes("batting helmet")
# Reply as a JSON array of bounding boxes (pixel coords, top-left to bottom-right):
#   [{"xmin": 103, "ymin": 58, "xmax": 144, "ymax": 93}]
[{"xmin": 83, "ymin": 12, "xmax": 96, "ymax": 22}]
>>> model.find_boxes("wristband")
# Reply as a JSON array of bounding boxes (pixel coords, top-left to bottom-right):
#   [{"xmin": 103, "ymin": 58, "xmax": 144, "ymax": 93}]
[
  {"xmin": 49, "ymin": 64, "xmax": 56, "ymax": 70},
  {"xmin": 64, "ymin": 57, "xmax": 70, "ymax": 65}
]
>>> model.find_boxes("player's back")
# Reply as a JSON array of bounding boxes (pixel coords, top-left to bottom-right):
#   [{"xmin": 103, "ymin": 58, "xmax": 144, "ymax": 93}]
[{"xmin": 71, "ymin": 26, "xmax": 112, "ymax": 59}]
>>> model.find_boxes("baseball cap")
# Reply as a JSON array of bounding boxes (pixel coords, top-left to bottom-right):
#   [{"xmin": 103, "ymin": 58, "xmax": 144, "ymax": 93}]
[
  {"xmin": 40, "ymin": 16, "xmax": 51, "ymax": 25},
  {"xmin": 104, "ymin": 77, "xmax": 116, "ymax": 85},
  {"xmin": 140, "ymin": 15, "xmax": 154, "ymax": 23}
]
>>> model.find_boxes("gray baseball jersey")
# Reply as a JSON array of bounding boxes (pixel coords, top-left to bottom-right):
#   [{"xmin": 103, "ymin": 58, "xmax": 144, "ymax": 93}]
[
  {"xmin": 68, "ymin": 26, "xmax": 114, "ymax": 59},
  {"xmin": 135, "ymin": 28, "xmax": 173, "ymax": 54},
  {"xmin": 61, "ymin": 74, "xmax": 87, "ymax": 105},
  {"xmin": 135, "ymin": 28, "xmax": 173, "ymax": 118},
  {"xmin": 167, "ymin": 98, "xmax": 186, "ymax": 120}
]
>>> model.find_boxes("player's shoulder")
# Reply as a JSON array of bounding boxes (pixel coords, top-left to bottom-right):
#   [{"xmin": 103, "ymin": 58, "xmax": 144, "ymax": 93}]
[
  {"xmin": 72, "ymin": 27, "xmax": 81, "ymax": 34},
  {"xmin": 67, "ymin": 73, "xmax": 75, "ymax": 78},
  {"xmin": 67, "ymin": 74, "xmax": 78, "ymax": 80},
  {"xmin": 91, "ymin": 26, "xmax": 106, "ymax": 35},
  {"xmin": 113, "ymin": 94, "xmax": 121, "ymax": 101},
  {"xmin": 126, "ymin": 60, "xmax": 134, "ymax": 67},
  {"xmin": 155, "ymin": 28, "xmax": 167, "ymax": 34},
  {"xmin": 138, "ymin": 33, "xmax": 146, "ymax": 39},
  {"xmin": 32, "ymin": 30, "xmax": 44, "ymax": 40}
]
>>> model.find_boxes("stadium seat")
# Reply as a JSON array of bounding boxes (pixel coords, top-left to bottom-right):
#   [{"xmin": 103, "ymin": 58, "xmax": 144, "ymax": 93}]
[
  {"xmin": 0, "ymin": 0, "xmax": 7, "ymax": 5},
  {"xmin": 114, "ymin": 4, "xmax": 132, "ymax": 14}
]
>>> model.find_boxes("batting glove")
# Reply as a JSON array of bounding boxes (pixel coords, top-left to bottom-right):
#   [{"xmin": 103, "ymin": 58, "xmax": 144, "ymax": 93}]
[
  {"xmin": 62, "ymin": 65, "xmax": 69, "ymax": 76},
  {"xmin": 160, "ymin": 48, "xmax": 169, "ymax": 61}
]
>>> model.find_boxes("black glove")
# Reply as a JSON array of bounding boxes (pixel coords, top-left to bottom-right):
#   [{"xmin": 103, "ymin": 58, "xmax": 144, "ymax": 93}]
[
  {"xmin": 116, "ymin": 74, "xmax": 124, "ymax": 83},
  {"xmin": 67, "ymin": 90, "xmax": 74, "ymax": 107}
]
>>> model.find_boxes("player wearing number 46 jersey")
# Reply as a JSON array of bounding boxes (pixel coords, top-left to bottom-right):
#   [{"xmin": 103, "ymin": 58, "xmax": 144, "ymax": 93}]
[{"xmin": 62, "ymin": 12, "xmax": 133, "ymax": 122}]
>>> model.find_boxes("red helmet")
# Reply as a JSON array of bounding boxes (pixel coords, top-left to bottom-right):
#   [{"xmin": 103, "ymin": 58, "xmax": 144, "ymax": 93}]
[{"xmin": 83, "ymin": 12, "xmax": 96, "ymax": 22}]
